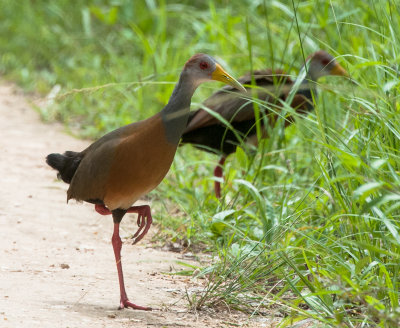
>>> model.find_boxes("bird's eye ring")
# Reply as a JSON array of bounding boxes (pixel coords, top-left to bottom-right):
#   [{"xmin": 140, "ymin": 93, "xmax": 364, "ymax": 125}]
[{"xmin": 199, "ymin": 61, "xmax": 209, "ymax": 70}]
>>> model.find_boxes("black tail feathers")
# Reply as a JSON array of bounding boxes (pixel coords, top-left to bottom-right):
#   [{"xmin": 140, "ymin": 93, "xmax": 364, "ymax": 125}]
[{"xmin": 46, "ymin": 151, "xmax": 82, "ymax": 184}]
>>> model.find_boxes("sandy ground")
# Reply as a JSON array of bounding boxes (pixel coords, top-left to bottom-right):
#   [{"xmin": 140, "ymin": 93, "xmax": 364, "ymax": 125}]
[{"xmin": 0, "ymin": 83, "xmax": 276, "ymax": 328}]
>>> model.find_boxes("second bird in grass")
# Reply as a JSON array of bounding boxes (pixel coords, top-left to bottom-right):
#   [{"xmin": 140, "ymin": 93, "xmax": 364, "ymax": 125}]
[
  {"xmin": 46, "ymin": 54, "xmax": 245, "ymax": 311},
  {"xmin": 181, "ymin": 50, "xmax": 349, "ymax": 198}
]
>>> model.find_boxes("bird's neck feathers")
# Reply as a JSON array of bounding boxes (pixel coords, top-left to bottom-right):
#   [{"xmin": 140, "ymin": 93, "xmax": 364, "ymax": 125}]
[
  {"xmin": 161, "ymin": 70, "xmax": 197, "ymax": 145},
  {"xmin": 290, "ymin": 61, "xmax": 318, "ymax": 100},
  {"xmin": 294, "ymin": 61, "xmax": 320, "ymax": 90},
  {"xmin": 299, "ymin": 59, "xmax": 323, "ymax": 85}
]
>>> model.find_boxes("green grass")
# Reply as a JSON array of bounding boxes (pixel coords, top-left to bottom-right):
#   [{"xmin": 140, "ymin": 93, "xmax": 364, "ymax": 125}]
[{"xmin": 1, "ymin": 0, "xmax": 400, "ymax": 326}]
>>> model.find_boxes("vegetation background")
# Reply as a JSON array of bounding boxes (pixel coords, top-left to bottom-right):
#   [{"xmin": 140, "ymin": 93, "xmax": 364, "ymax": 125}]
[{"xmin": 1, "ymin": 0, "xmax": 399, "ymax": 326}]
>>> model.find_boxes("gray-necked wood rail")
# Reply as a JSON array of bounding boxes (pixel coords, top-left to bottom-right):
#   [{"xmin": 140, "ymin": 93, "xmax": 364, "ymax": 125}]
[
  {"xmin": 46, "ymin": 53, "xmax": 245, "ymax": 311},
  {"xmin": 181, "ymin": 50, "xmax": 349, "ymax": 198}
]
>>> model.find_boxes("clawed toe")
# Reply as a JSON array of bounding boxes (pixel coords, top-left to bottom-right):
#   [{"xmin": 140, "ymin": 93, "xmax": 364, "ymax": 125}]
[{"xmin": 119, "ymin": 299, "xmax": 152, "ymax": 311}]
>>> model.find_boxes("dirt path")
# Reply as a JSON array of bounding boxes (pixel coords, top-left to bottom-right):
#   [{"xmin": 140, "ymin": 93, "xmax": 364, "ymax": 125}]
[{"xmin": 0, "ymin": 83, "xmax": 272, "ymax": 328}]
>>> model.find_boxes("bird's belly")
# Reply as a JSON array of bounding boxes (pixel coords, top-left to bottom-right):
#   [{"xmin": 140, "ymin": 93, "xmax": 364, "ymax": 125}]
[
  {"xmin": 104, "ymin": 172, "xmax": 167, "ymax": 210},
  {"xmin": 103, "ymin": 145, "xmax": 176, "ymax": 210}
]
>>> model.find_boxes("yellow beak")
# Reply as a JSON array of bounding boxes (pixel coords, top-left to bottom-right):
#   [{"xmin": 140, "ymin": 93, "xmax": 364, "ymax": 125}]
[
  {"xmin": 331, "ymin": 63, "xmax": 349, "ymax": 77},
  {"xmin": 211, "ymin": 63, "xmax": 246, "ymax": 92}
]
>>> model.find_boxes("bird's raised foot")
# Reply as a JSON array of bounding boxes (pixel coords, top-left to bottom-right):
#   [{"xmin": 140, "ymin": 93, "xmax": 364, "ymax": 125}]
[
  {"xmin": 127, "ymin": 205, "xmax": 153, "ymax": 245},
  {"xmin": 95, "ymin": 204, "xmax": 153, "ymax": 244},
  {"xmin": 119, "ymin": 298, "xmax": 152, "ymax": 311}
]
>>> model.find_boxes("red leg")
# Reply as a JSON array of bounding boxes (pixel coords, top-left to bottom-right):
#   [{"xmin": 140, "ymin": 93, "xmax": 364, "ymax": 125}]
[
  {"xmin": 95, "ymin": 204, "xmax": 112, "ymax": 215},
  {"xmin": 213, "ymin": 156, "xmax": 226, "ymax": 198},
  {"xmin": 112, "ymin": 223, "xmax": 152, "ymax": 311},
  {"xmin": 95, "ymin": 204, "xmax": 152, "ymax": 244}
]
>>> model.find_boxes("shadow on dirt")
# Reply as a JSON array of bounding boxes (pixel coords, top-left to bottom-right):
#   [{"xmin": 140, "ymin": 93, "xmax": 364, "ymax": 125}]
[{"xmin": 49, "ymin": 300, "xmax": 185, "ymax": 326}]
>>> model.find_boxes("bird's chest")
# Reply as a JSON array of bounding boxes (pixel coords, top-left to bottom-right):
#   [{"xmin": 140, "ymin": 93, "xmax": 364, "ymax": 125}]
[{"xmin": 104, "ymin": 122, "xmax": 177, "ymax": 210}]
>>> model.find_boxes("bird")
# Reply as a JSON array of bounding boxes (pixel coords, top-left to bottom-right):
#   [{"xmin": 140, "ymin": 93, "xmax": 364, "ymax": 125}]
[
  {"xmin": 180, "ymin": 50, "xmax": 349, "ymax": 198},
  {"xmin": 46, "ymin": 53, "xmax": 245, "ymax": 311}
]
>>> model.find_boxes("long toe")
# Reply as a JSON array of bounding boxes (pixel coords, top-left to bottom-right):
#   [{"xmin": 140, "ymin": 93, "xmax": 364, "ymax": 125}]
[
  {"xmin": 132, "ymin": 214, "xmax": 145, "ymax": 239},
  {"xmin": 132, "ymin": 215, "xmax": 152, "ymax": 244},
  {"xmin": 120, "ymin": 299, "xmax": 152, "ymax": 311}
]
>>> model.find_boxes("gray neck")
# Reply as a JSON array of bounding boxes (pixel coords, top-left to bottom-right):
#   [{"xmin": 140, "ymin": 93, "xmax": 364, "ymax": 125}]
[
  {"xmin": 161, "ymin": 71, "xmax": 196, "ymax": 145},
  {"xmin": 306, "ymin": 69, "xmax": 320, "ymax": 84},
  {"xmin": 294, "ymin": 64, "xmax": 318, "ymax": 95}
]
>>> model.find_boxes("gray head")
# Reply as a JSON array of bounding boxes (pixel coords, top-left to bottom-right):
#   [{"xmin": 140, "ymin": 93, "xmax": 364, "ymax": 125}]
[
  {"xmin": 305, "ymin": 50, "xmax": 348, "ymax": 81},
  {"xmin": 161, "ymin": 54, "xmax": 245, "ymax": 145},
  {"xmin": 183, "ymin": 53, "xmax": 246, "ymax": 91}
]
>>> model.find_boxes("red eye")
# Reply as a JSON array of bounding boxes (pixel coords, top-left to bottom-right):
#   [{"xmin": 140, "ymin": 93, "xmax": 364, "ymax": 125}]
[
  {"xmin": 321, "ymin": 59, "xmax": 330, "ymax": 66},
  {"xmin": 199, "ymin": 61, "xmax": 209, "ymax": 70}
]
